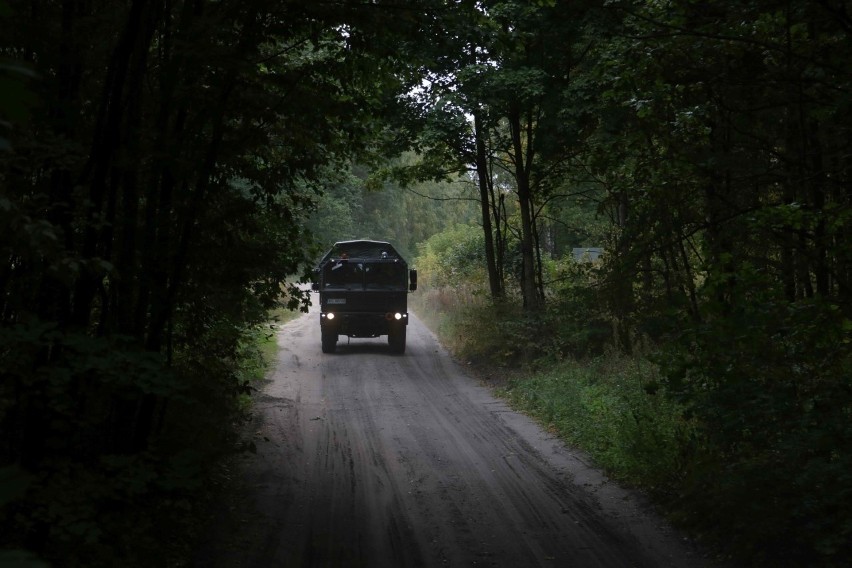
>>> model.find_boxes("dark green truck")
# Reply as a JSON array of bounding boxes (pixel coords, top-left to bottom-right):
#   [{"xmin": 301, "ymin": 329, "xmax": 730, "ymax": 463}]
[{"xmin": 312, "ymin": 240, "xmax": 417, "ymax": 354}]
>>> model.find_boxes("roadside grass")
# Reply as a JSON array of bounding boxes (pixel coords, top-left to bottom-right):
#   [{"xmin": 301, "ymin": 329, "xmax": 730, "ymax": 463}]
[
  {"xmin": 1, "ymin": 294, "xmax": 305, "ymax": 567},
  {"xmin": 164, "ymin": 320, "xmax": 285, "ymax": 565},
  {"xmin": 191, "ymin": 307, "xmax": 299, "ymax": 563},
  {"xmin": 498, "ymin": 357, "xmax": 695, "ymax": 490},
  {"xmin": 13, "ymin": 316, "xmax": 294, "ymax": 568},
  {"xmin": 410, "ymin": 286, "xmax": 531, "ymax": 368},
  {"xmin": 234, "ymin": 324, "xmax": 280, "ymax": 412},
  {"xmin": 413, "ymin": 286, "xmax": 696, "ymax": 506},
  {"xmin": 240, "ymin": 294, "xmax": 309, "ymax": 408},
  {"xmin": 235, "ymin": 296, "xmax": 308, "ymax": 417},
  {"xmin": 267, "ymin": 301, "xmax": 307, "ymax": 327}
]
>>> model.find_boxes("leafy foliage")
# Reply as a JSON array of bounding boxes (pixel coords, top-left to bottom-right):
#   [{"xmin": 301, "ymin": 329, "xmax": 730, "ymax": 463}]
[
  {"xmin": 406, "ymin": 0, "xmax": 852, "ymax": 564},
  {"xmin": 0, "ymin": 0, "xmax": 428, "ymax": 564},
  {"xmin": 3, "ymin": 0, "xmax": 851, "ymax": 564},
  {"xmin": 306, "ymin": 160, "xmax": 478, "ymax": 263},
  {"xmin": 416, "ymin": 224, "xmax": 486, "ymax": 289},
  {"xmin": 657, "ymin": 272, "xmax": 852, "ymax": 562},
  {"xmin": 501, "ymin": 357, "xmax": 695, "ymax": 490}
]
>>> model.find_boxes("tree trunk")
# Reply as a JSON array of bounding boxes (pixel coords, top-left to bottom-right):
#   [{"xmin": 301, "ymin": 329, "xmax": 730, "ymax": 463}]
[
  {"xmin": 491, "ymin": 180, "xmax": 507, "ymax": 292},
  {"xmin": 508, "ymin": 105, "xmax": 540, "ymax": 311},
  {"xmin": 473, "ymin": 110, "xmax": 502, "ymax": 299}
]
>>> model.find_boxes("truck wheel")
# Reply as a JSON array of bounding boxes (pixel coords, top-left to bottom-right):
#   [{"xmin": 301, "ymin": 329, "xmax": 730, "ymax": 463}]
[
  {"xmin": 321, "ymin": 330, "xmax": 337, "ymax": 353},
  {"xmin": 388, "ymin": 325, "xmax": 406, "ymax": 354}
]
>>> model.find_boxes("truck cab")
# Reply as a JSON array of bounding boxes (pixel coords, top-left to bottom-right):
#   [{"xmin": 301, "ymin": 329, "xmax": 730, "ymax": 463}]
[{"xmin": 312, "ymin": 240, "xmax": 417, "ymax": 354}]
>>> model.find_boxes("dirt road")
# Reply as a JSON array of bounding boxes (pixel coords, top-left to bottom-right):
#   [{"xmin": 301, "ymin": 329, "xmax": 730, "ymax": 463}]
[{"xmin": 197, "ymin": 303, "xmax": 713, "ymax": 567}]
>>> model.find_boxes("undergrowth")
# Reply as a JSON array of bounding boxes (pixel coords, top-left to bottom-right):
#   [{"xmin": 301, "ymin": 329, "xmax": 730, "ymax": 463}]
[
  {"xmin": 413, "ymin": 281, "xmax": 852, "ymax": 566},
  {"xmin": 413, "ymin": 287, "xmax": 693, "ymax": 490},
  {"xmin": 0, "ymin": 323, "xmax": 279, "ymax": 568},
  {"xmin": 410, "ymin": 286, "xmax": 530, "ymax": 367},
  {"xmin": 499, "ymin": 357, "xmax": 694, "ymax": 490},
  {"xmin": 234, "ymin": 325, "xmax": 279, "ymax": 412}
]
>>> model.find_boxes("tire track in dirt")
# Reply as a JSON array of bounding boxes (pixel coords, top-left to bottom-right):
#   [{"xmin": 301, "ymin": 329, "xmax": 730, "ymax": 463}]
[{"xmin": 196, "ymin": 301, "xmax": 717, "ymax": 568}]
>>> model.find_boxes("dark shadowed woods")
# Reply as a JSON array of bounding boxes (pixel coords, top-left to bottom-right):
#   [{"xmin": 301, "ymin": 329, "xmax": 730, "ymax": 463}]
[{"xmin": 2, "ymin": 1, "xmax": 852, "ymax": 566}]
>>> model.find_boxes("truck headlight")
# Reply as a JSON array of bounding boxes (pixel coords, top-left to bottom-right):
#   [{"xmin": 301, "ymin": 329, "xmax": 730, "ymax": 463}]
[
  {"xmin": 326, "ymin": 312, "xmax": 335, "ymax": 320},
  {"xmin": 394, "ymin": 312, "xmax": 403, "ymax": 320}
]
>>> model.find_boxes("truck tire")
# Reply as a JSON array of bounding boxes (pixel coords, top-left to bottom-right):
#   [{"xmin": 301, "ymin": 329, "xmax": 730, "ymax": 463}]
[
  {"xmin": 388, "ymin": 325, "xmax": 406, "ymax": 354},
  {"xmin": 321, "ymin": 330, "xmax": 337, "ymax": 353}
]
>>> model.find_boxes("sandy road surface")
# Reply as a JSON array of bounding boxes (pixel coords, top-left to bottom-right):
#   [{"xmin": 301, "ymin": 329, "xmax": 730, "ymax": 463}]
[{"xmin": 196, "ymin": 301, "xmax": 713, "ymax": 567}]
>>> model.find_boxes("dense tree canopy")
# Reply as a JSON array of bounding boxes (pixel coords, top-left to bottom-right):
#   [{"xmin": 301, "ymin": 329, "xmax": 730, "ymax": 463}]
[
  {"xmin": 397, "ymin": 0, "xmax": 852, "ymax": 563},
  {"xmin": 0, "ymin": 0, "xmax": 443, "ymax": 564}
]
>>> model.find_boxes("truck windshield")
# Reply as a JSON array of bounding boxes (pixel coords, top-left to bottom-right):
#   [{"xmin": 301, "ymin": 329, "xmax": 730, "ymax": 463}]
[
  {"xmin": 322, "ymin": 260, "xmax": 406, "ymax": 290},
  {"xmin": 365, "ymin": 262, "xmax": 406, "ymax": 290},
  {"xmin": 323, "ymin": 261, "xmax": 364, "ymax": 289}
]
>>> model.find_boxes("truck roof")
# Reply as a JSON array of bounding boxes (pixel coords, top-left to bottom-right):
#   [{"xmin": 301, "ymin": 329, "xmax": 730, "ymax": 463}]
[{"xmin": 317, "ymin": 240, "xmax": 406, "ymax": 266}]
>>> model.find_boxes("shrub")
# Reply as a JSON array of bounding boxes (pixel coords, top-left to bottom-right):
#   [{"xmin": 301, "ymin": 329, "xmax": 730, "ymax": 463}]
[
  {"xmin": 501, "ymin": 357, "xmax": 695, "ymax": 490},
  {"xmin": 658, "ymin": 286, "xmax": 852, "ymax": 565}
]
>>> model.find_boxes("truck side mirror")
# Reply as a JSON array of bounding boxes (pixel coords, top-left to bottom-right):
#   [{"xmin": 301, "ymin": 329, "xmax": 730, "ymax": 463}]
[
  {"xmin": 311, "ymin": 267, "xmax": 320, "ymax": 291},
  {"xmin": 409, "ymin": 269, "xmax": 417, "ymax": 291},
  {"xmin": 311, "ymin": 282, "xmax": 319, "ymax": 291}
]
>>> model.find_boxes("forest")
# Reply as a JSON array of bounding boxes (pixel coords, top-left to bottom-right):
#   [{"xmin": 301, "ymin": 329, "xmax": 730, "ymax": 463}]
[{"xmin": 1, "ymin": 0, "xmax": 850, "ymax": 566}]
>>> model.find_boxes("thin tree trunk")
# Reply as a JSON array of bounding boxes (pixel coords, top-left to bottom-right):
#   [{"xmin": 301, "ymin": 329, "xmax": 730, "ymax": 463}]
[
  {"xmin": 490, "ymin": 175, "xmax": 507, "ymax": 292},
  {"xmin": 531, "ymin": 206, "xmax": 545, "ymax": 302},
  {"xmin": 474, "ymin": 110, "xmax": 502, "ymax": 299},
  {"xmin": 508, "ymin": 105, "xmax": 540, "ymax": 311},
  {"xmin": 74, "ymin": 0, "xmax": 156, "ymax": 329}
]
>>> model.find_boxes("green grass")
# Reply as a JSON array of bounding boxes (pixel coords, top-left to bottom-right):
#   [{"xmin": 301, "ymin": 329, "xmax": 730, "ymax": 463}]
[
  {"xmin": 410, "ymin": 285, "xmax": 532, "ymax": 367},
  {"xmin": 267, "ymin": 303, "xmax": 307, "ymax": 327},
  {"xmin": 413, "ymin": 285, "xmax": 693, "ymax": 491},
  {"xmin": 233, "ymin": 314, "xmax": 294, "ymax": 411},
  {"xmin": 408, "ymin": 279, "xmax": 852, "ymax": 564},
  {"xmin": 499, "ymin": 357, "xmax": 695, "ymax": 490},
  {"xmin": 241, "ymin": 299, "xmax": 307, "ymax": 382}
]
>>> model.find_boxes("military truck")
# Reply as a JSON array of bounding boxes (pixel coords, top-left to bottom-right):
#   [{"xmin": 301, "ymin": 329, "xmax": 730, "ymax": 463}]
[{"xmin": 312, "ymin": 240, "xmax": 417, "ymax": 354}]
